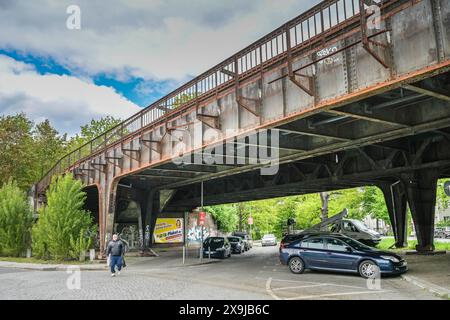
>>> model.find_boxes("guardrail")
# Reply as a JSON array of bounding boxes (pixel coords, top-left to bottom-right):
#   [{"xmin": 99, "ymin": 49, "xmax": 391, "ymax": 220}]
[{"xmin": 37, "ymin": 0, "xmax": 407, "ymax": 191}]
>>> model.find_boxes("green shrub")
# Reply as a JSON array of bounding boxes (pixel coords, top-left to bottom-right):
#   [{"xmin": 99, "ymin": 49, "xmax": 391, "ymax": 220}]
[
  {"xmin": 32, "ymin": 174, "xmax": 95, "ymax": 260},
  {"xmin": 0, "ymin": 180, "xmax": 33, "ymax": 257},
  {"xmin": 69, "ymin": 227, "xmax": 97, "ymax": 261}
]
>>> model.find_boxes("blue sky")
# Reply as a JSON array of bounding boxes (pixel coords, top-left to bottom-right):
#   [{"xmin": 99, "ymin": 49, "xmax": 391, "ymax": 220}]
[
  {"xmin": 0, "ymin": 48, "xmax": 172, "ymax": 108},
  {"xmin": 0, "ymin": 0, "xmax": 319, "ymax": 135}
]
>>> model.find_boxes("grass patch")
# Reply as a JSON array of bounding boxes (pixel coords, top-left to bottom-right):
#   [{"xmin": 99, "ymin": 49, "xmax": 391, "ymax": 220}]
[
  {"xmin": 0, "ymin": 257, "xmax": 95, "ymax": 265},
  {"xmin": 377, "ymin": 238, "xmax": 450, "ymax": 251}
]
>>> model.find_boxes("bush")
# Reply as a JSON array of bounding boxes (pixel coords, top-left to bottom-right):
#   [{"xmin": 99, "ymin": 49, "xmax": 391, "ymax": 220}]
[
  {"xmin": 0, "ymin": 180, "xmax": 33, "ymax": 257},
  {"xmin": 69, "ymin": 227, "xmax": 97, "ymax": 261},
  {"xmin": 32, "ymin": 174, "xmax": 95, "ymax": 260}
]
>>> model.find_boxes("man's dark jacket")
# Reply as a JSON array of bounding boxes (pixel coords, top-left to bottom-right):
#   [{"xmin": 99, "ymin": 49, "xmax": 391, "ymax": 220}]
[{"xmin": 106, "ymin": 240, "xmax": 124, "ymax": 256}]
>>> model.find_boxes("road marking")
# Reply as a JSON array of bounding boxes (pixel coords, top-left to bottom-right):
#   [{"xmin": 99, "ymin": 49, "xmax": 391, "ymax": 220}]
[
  {"xmin": 265, "ymin": 278, "xmax": 281, "ymax": 300},
  {"xmin": 272, "ymin": 284, "xmax": 329, "ymax": 291},
  {"xmin": 264, "ymin": 277, "xmax": 390, "ymax": 300},
  {"xmin": 259, "ymin": 277, "xmax": 369, "ymax": 290},
  {"xmin": 285, "ymin": 290, "xmax": 390, "ymax": 300}
]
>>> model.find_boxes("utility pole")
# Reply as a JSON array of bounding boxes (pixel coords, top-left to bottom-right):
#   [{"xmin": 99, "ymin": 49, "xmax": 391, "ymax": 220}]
[{"xmin": 200, "ymin": 181, "xmax": 204, "ymax": 262}]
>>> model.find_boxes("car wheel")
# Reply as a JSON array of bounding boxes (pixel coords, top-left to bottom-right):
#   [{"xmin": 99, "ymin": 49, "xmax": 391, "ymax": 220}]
[
  {"xmin": 288, "ymin": 257, "xmax": 305, "ymax": 274},
  {"xmin": 358, "ymin": 260, "xmax": 379, "ymax": 279}
]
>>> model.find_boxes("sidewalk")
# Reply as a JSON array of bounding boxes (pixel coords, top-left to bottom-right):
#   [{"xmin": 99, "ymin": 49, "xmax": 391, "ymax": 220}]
[
  {"xmin": 400, "ymin": 253, "xmax": 450, "ymax": 299},
  {"xmin": 0, "ymin": 260, "xmax": 107, "ymax": 271},
  {"xmin": 0, "ymin": 247, "xmax": 220, "ymax": 272}
]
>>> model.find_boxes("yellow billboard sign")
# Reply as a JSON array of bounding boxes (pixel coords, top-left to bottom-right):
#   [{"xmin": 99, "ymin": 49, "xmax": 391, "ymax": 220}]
[{"xmin": 153, "ymin": 218, "xmax": 184, "ymax": 243}]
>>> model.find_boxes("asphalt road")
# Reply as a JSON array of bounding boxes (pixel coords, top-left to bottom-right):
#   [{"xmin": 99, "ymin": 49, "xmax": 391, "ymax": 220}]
[{"xmin": 0, "ymin": 246, "xmax": 442, "ymax": 300}]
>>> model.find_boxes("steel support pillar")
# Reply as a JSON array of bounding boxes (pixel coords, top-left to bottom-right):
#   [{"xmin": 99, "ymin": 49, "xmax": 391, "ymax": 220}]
[
  {"xmin": 143, "ymin": 190, "xmax": 160, "ymax": 250},
  {"xmin": 378, "ymin": 181, "xmax": 408, "ymax": 248},
  {"xmin": 401, "ymin": 170, "xmax": 439, "ymax": 252},
  {"xmin": 99, "ymin": 180, "xmax": 119, "ymax": 257}
]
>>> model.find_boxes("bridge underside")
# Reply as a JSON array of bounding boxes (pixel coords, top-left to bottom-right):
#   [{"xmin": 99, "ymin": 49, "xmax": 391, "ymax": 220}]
[
  {"xmin": 35, "ymin": 0, "xmax": 450, "ymax": 254},
  {"xmin": 115, "ymin": 71, "xmax": 450, "ymax": 253}
]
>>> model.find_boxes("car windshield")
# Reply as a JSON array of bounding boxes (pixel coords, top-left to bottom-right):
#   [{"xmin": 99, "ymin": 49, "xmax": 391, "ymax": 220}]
[
  {"xmin": 227, "ymin": 237, "xmax": 240, "ymax": 243},
  {"xmin": 350, "ymin": 220, "xmax": 370, "ymax": 231},
  {"xmin": 263, "ymin": 234, "xmax": 275, "ymax": 238},
  {"xmin": 339, "ymin": 237, "xmax": 375, "ymax": 251},
  {"xmin": 205, "ymin": 238, "xmax": 224, "ymax": 249}
]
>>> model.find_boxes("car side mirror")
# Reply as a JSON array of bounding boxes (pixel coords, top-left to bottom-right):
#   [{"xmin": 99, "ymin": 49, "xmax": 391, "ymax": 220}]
[{"xmin": 345, "ymin": 246, "xmax": 352, "ymax": 252}]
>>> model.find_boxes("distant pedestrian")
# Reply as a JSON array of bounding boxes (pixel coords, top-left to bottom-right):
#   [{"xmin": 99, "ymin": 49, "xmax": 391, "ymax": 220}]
[{"xmin": 106, "ymin": 234, "xmax": 125, "ymax": 277}]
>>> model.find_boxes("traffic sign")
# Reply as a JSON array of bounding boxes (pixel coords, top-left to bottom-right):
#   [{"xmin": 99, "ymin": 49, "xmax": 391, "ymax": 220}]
[
  {"xmin": 198, "ymin": 212, "xmax": 206, "ymax": 226},
  {"xmin": 248, "ymin": 217, "xmax": 254, "ymax": 225}
]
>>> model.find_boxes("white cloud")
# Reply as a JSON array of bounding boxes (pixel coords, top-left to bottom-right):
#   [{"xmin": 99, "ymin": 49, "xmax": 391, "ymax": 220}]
[
  {"xmin": 0, "ymin": 0, "xmax": 320, "ymax": 81},
  {"xmin": 0, "ymin": 55, "xmax": 141, "ymax": 135}
]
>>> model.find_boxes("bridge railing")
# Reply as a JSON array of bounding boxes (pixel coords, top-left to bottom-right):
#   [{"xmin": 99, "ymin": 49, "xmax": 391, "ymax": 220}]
[{"xmin": 37, "ymin": 0, "xmax": 389, "ymax": 191}]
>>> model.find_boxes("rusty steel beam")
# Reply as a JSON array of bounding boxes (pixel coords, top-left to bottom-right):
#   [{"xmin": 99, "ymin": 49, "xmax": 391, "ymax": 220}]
[
  {"xmin": 327, "ymin": 109, "xmax": 409, "ymax": 127},
  {"xmin": 403, "ymin": 84, "xmax": 450, "ymax": 102}
]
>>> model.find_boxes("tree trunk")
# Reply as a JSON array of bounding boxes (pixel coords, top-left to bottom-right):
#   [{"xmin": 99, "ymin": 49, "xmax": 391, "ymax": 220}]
[
  {"xmin": 237, "ymin": 204, "xmax": 243, "ymax": 232},
  {"xmin": 320, "ymin": 192, "xmax": 330, "ymax": 231}
]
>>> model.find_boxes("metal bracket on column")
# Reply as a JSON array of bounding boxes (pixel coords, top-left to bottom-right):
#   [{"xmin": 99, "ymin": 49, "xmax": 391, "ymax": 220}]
[
  {"xmin": 121, "ymin": 145, "xmax": 141, "ymax": 162},
  {"xmin": 164, "ymin": 121, "xmax": 195, "ymax": 142},
  {"xmin": 73, "ymin": 168, "xmax": 88, "ymax": 177},
  {"xmin": 141, "ymin": 137, "xmax": 162, "ymax": 154},
  {"xmin": 359, "ymin": 0, "xmax": 389, "ymax": 69},
  {"xmin": 105, "ymin": 155, "xmax": 123, "ymax": 168},
  {"xmin": 285, "ymin": 23, "xmax": 315, "ymax": 97},
  {"xmin": 197, "ymin": 112, "xmax": 221, "ymax": 130},
  {"xmin": 90, "ymin": 159, "xmax": 107, "ymax": 173},
  {"xmin": 289, "ymin": 72, "xmax": 315, "ymax": 96},
  {"xmin": 236, "ymin": 96, "xmax": 262, "ymax": 118}
]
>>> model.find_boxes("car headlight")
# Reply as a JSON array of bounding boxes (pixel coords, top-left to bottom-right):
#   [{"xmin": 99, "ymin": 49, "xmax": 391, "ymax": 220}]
[{"xmin": 381, "ymin": 255, "xmax": 400, "ymax": 263}]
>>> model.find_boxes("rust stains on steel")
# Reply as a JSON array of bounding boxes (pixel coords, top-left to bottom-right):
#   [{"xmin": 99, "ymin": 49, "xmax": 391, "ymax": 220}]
[{"xmin": 37, "ymin": 0, "xmax": 427, "ymax": 191}]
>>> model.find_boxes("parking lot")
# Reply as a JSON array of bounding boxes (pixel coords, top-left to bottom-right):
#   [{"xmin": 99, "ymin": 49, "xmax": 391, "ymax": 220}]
[{"xmin": 0, "ymin": 245, "xmax": 445, "ymax": 300}]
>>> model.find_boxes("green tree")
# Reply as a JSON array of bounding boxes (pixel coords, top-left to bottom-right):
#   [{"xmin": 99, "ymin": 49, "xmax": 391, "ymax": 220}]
[
  {"xmin": 69, "ymin": 227, "xmax": 96, "ymax": 261},
  {"xmin": 0, "ymin": 114, "xmax": 36, "ymax": 189},
  {"xmin": 360, "ymin": 186, "xmax": 390, "ymax": 224},
  {"xmin": 32, "ymin": 174, "xmax": 95, "ymax": 260},
  {"xmin": 66, "ymin": 116, "xmax": 122, "ymax": 153},
  {"xmin": 207, "ymin": 204, "xmax": 238, "ymax": 232},
  {"xmin": 173, "ymin": 93, "xmax": 197, "ymax": 109},
  {"xmin": 33, "ymin": 119, "xmax": 67, "ymax": 180},
  {"xmin": 437, "ymin": 179, "xmax": 450, "ymax": 210},
  {"xmin": 0, "ymin": 180, "xmax": 33, "ymax": 257}
]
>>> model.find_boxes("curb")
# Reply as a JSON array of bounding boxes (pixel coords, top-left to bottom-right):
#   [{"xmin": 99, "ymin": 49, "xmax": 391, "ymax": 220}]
[
  {"xmin": 0, "ymin": 259, "xmax": 218, "ymax": 271},
  {"xmin": 0, "ymin": 262, "xmax": 107, "ymax": 271},
  {"xmin": 401, "ymin": 274, "xmax": 450, "ymax": 299}
]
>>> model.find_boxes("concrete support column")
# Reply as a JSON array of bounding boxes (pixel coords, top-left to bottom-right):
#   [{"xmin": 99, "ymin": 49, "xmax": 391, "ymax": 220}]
[
  {"xmin": 142, "ymin": 190, "xmax": 160, "ymax": 251},
  {"xmin": 99, "ymin": 180, "xmax": 119, "ymax": 256},
  {"xmin": 379, "ymin": 181, "xmax": 408, "ymax": 248},
  {"xmin": 401, "ymin": 169, "xmax": 439, "ymax": 252}
]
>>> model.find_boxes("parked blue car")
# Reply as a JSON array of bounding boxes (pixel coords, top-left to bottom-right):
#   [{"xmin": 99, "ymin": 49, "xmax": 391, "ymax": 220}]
[{"xmin": 279, "ymin": 233, "xmax": 408, "ymax": 278}]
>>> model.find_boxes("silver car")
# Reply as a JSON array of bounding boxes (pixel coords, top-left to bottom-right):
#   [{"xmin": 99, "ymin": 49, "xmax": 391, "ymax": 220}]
[{"xmin": 262, "ymin": 234, "xmax": 277, "ymax": 246}]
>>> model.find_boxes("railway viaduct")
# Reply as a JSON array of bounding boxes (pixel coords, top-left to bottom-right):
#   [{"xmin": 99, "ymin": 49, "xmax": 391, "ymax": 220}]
[{"xmin": 34, "ymin": 0, "xmax": 450, "ymax": 253}]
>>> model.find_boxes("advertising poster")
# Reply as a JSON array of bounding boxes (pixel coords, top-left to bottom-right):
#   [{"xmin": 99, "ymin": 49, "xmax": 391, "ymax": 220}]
[{"xmin": 153, "ymin": 218, "xmax": 184, "ymax": 243}]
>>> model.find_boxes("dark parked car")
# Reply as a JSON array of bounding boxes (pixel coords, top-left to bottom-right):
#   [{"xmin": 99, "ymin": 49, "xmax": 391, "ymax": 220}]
[
  {"xmin": 280, "ymin": 233, "xmax": 307, "ymax": 251},
  {"xmin": 203, "ymin": 237, "xmax": 231, "ymax": 259},
  {"xmin": 279, "ymin": 233, "xmax": 408, "ymax": 278},
  {"xmin": 233, "ymin": 232, "xmax": 252, "ymax": 250},
  {"xmin": 227, "ymin": 237, "xmax": 245, "ymax": 254}
]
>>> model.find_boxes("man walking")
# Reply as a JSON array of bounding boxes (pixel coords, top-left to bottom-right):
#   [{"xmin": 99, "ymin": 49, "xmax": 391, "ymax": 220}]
[{"xmin": 106, "ymin": 234, "xmax": 124, "ymax": 277}]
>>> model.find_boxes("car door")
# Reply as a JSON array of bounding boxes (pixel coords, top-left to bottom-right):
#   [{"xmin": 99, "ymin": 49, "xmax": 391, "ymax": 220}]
[
  {"xmin": 324, "ymin": 237, "xmax": 360, "ymax": 271},
  {"xmin": 299, "ymin": 237, "xmax": 328, "ymax": 268}
]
